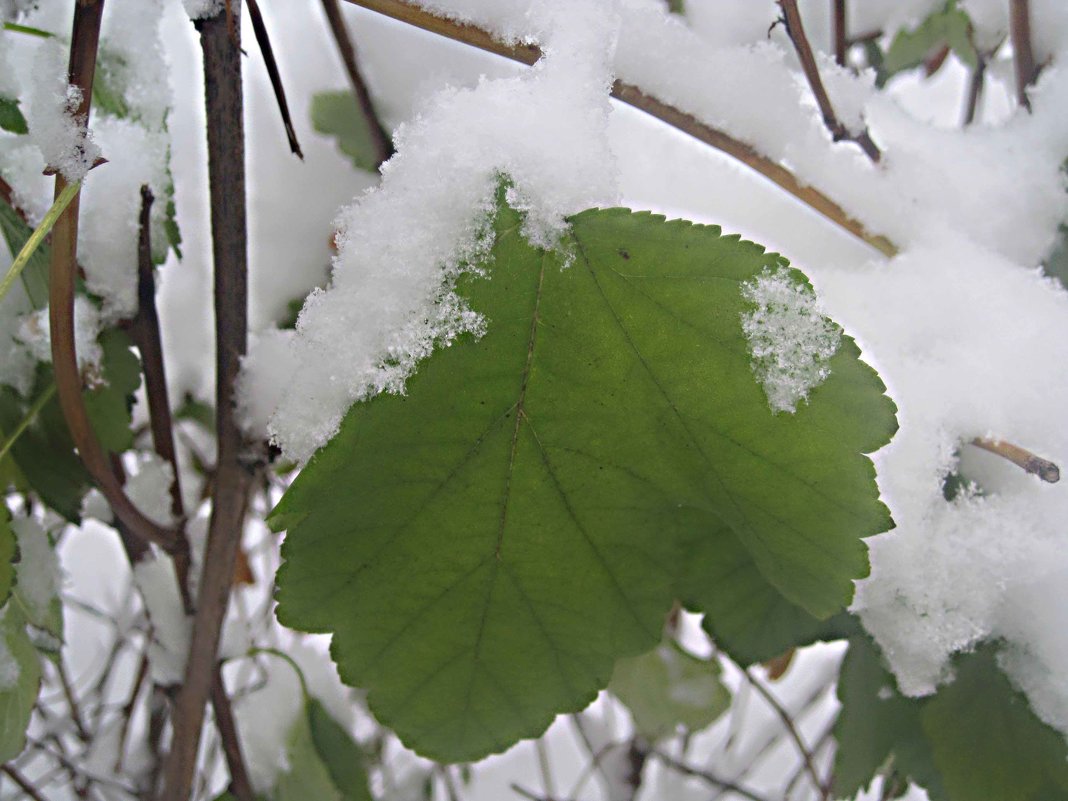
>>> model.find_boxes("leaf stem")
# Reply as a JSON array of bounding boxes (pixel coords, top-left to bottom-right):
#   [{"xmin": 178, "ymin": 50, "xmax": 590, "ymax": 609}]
[
  {"xmin": 0, "ymin": 181, "xmax": 80, "ymax": 304},
  {"xmin": 161, "ymin": 3, "xmax": 255, "ymax": 797},
  {"xmin": 340, "ymin": 0, "xmax": 896, "ymax": 256},
  {"xmin": 246, "ymin": 0, "xmax": 304, "ymax": 159},
  {"xmin": 777, "ymin": 0, "xmax": 881, "ymax": 163},
  {"xmin": 970, "ymin": 437, "xmax": 1060, "ymax": 483},
  {"xmin": 0, "ymin": 383, "xmax": 55, "ymax": 464},
  {"xmin": 320, "ymin": 0, "xmax": 394, "ymax": 167}
]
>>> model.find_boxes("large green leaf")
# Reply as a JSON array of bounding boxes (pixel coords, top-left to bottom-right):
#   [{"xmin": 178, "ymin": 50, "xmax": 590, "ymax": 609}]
[
  {"xmin": 310, "ymin": 91, "xmax": 387, "ymax": 173},
  {"xmin": 0, "ymin": 604, "xmax": 41, "ymax": 762},
  {"xmin": 609, "ymin": 640, "xmax": 729, "ymax": 740},
  {"xmin": 272, "ymin": 198, "xmax": 895, "ymax": 761},
  {"xmin": 0, "ymin": 197, "xmax": 50, "ymax": 309}
]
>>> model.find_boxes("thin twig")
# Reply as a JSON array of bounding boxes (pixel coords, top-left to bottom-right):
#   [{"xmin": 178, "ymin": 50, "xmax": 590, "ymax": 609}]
[
  {"xmin": 113, "ymin": 647, "xmax": 149, "ymax": 775},
  {"xmin": 132, "ymin": 185, "xmax": 193, "ymax": 613},
  {"xmin": 970, "ymin": 437, "xmax": 1060, "ymax": 482},
  {"xmin": 778, "ymin": 0, "xmax": 881, "ymax": 163},
  {"xmin": 744, "ymin": 669, "xmax": 827, "ymax": 800},
  {"xmin": 832, "ymin": 0, "xmax": 847, "ymax": 67},
  {"xmin": 320, "ymin": 0, "xmax": 393, "ymax": 167},
  {"xmin": 210, "ymin": 666, "xmax": 256, "ymax": 801},
  {"xmin": 160, "ymin": 3, "xmax": 255, "ymax": 798},
  {"xmin": 246, "ymin": 0, "xmax": 304, "ymax": 159},
  {"xmin": 961, "ymin": 55, "xmax": 986, "ymax": 126},
  {"xmin": 1009, "ymin": 0, "xmax": 1037, "ymax": 111},
  {"xmin": 52, "ymin": 659, "xmax": 89, "ymax": 742},
  {"xmin": 648, "ymin": 750, "xmax": 772, "ymax": 801},
  {"xmin": 2, "ymin": 764, "xmax": 49, "ymax": 801},
  {"xmin": 534, "ymin": 739, "xmax": 557, "ymax": 801},
  {"xmin": 340, "ymin": 0, "xmax": 897, "ymax": 256},
  {"xmin": 47, "ymin": 0, "xmax": 185, "ymax": 561}
]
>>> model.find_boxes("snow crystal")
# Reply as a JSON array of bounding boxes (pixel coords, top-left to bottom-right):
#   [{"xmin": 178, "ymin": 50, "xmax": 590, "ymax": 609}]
[
  {"xmin": 26, "ymin": 40, "xmax": 101, "ymax": 183},
  {"xmin": 12, "ymin": 516, "xmax": 61, "ymax": 623},
  {"xmin": 0, "ymin": 608, "xmax": 19, "ymax": 690},
  {"xmin": 740, "ymin": 266, "xmax": 840, "ymax": 414},
  {"xmin": 132, "ymin": 554, "xmax": 191, "ymax": 685},
  {"xmin": 253, "ymin": 0, "xmax": 620, "ymax": 461},
  {"xmin": 17, "ymin": 294, "xmax": 103, "ymax": 371},
  {"xmin": 125, "ymin": 453, "xmax": 176, "ymax": 527}
]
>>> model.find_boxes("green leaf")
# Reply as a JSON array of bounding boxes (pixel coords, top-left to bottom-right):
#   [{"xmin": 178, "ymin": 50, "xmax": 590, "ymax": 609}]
[
  {"xmin": 0, "ymin": 604, "xmax": 42, "ymax": 762},
  {"xmin": 609, "ymin": 640, "xmax": 729, "ymax": 740},
  {"xmin": 921, "ymin": 646, "xmax": 1068, "ymax": 801},
  {"xmin": 272, "ymin": 196, "xmax": 895, "ymax": 761},
  {"xmin": 0, "ymin": 506, "xmax": 16, "ymax": 608},
  {"xmin": 0, "ymin": 375, "xmax": 91, "ymax": 523},
  {"xmin": 666, "ymin": 0, "xmax": 685, "ymax": 14},
  {"xmin": 0, "ymin": 197, "xmax": 50, "ymax": 309},
  {"xmin": 276, "ymin": 700, "xmax": 370, "ymax": 801},
  {"xmin": 882, "ymin": 2, "xmax": 977, "ymax": 82},
  {"xmin": 84, "ymin": 329, "xmax": 142, "ymax": 454},
  {"xmin": 0, "ymin": 97, "xmax": 28, "ymax": 135},
  {"xmin": 676, "ymin": 524, "xmax": 859, "ymax": 666},
  {"xmin": 310, "ymin": 91, "xmax": 387, "ymax": 173},
  {"xmin": 307, "ymin": 699, "xmax": 373, "ymax": 801}
]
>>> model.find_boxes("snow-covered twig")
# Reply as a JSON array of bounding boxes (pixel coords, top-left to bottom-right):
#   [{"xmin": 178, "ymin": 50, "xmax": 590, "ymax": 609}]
[{"xmin": 970, "ymin": 437, "xmax": 1060, "ymax": 482}]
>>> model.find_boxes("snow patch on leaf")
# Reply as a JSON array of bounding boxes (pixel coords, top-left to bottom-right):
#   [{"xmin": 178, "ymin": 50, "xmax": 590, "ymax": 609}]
[{"xmin": 740, "ymin": 266, "xmax": 840, "ymax": 414}]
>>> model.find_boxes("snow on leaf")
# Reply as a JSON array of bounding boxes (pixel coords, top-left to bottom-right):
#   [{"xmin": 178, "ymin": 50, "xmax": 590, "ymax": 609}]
[{"xmin": 270, "ymin": 195, "xmax": 895, "ymax": 762}]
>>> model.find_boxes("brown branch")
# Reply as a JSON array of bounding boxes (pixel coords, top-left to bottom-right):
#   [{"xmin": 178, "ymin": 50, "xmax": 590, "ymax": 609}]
[
  {"xmin": 1, "ymin": 764, "xmax": 49, "ymax": 801},
  {"xmin": 745, "ymin": 668, "xmax": 827, "ymax": 800},
  {"xmin": 832, "ymin": 0, "xmax": 847, "ymax": 67},
  {"xmin": 113, "ymin": 646, "xmax": 150, "ymax": 775},
  {"xmin": 246, "ymin": 0, "xmax": 303, "ymax": 159},
  {"xmin": 132, "ymin": 186, "xmax": 193, "ymax": 613},
  {"xmin": 160, "ymin": 3, "xmax": 254, "ymax": 798},
  {"xmin": 1009, "ymin": 0, "xmax": 1037, "ymax": 111},
  {"xmin": 778, "ymin": 0, "xmax": 881, "ymax": 163},
  {"xmin": 648, "ymin": 750, "xmax": 772, "ymax": 801},
  {"xmin": 47, "ymin": 0, "xmax": 185, "ymax": 561},
  {"xmin": 321, "ymin": 0, "xmax": 393, "ymax": 167},
  {"xmin": 341, "ymin": 0, "xmax": 896, "ymax": 256},
  {"xmin": 210, "ymin": 666, "xmax": 256, "ymax": 801},
  {"xmin": 970, "ymin": 437, "xmax": 1060, "ymax": 482},
  {"xmin": 53, "ymin": 659, "xmax": 89, "ymax": 742}
]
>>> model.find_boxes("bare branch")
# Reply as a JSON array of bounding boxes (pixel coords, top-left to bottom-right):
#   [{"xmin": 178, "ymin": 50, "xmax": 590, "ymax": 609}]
[
  {"xmin": 648, "ymin": 750, "xmax": 773, "ymax": 801},
  {"xmin": 1, "ymin": 764, "xmax": 50, "ymax": 801},
  {"xmin": 832, "ymin": 0, "xmax": 847, "ymax": 67},
  {"xmin": 246, "ymin": 0, "xmax": 304, "ymax": 159},
  {"xmin": 778, "ymin": 0, "xmax": 881, "ymax": 163},
  {"xmin": 211, "ymin": 666, "xmax": 256, "ymax": 801},
  {"xmin": 1009, "ymin": 0, "xmax": 1037, "ymax": 111},
  {"xmin": 970, "ymin": 437, "xmax": 1060, "ymax": 482},
  {"xmin": 161, "ymin": 2, "xmax": 255, "ymax": 797},
  {"xmin": 962, "ymin": 55, "xmax": 986, "ymax": 126},
  {"xmin": 341, "ymin": 0, "xmax": 897, "ymax": 257},
  {"xmin": 321, "ymin": 0, "xmax": 394, "ymax": 167}
]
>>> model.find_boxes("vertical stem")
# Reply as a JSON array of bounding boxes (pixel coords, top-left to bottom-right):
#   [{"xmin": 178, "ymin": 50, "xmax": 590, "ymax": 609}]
[
  {"xmin": 320, "ymin": 0, "xmax": 393, "ymax": 166},
  {"xmin": 210, "ymin": 667, "xmax": 256, "ymax": 801},
  {"xmin": 962, "ymin": 56, "xmax": 986, "ymax": 126},
  {"xmin": 832, "ymin": 0, "xmax": 847, "ymax": 67},
  {"xmin": 160, "ymin": 3, "xmax": 253, "ymax": 798},
  {"xmin": 1009, "ymin": 0, "xmax": 1036, "ymax": 111}
]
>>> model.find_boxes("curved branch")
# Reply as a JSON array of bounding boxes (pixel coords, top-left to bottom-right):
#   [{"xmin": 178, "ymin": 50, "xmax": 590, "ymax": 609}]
[
  {"xmin": 47, "ymin": 0, "xmax": 185, "ymax": 557},
  {"xmin": 341, "ymin": 0, "xmax": 897, "ymax": 257}
]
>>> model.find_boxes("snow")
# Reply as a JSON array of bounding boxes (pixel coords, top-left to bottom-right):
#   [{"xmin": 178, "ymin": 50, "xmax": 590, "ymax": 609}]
[
  {"xmin": 741, "ymin": 265, "xmax": 840, "ymax": 414},
  {"xmin": 12, "ymin": 515, "xmax": 61, "ymax": 622},
  {"xmin": 17, "ymin": 294, "xmax": 103, "ymax": 371},
  {"xmin": 132, "ymin": 554, "xmax": 191, "ymax": 685},
  {"xmin": 182, "ymin": 0, "xmax": 224, "ymax": 21},
  {"xmin": 125, "ymin": 453, "xmax": 176, "ymax": 527},
  {"xmin": 25, "ymin": 39, "xmax": 101, "ymax": 183}
]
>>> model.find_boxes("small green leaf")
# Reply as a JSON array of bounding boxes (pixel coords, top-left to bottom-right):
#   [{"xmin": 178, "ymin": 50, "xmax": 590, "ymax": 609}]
[
  {"xmin": 0, "ymin": 197, "xmax": 50, "ymax": 309},
  {"xmin": 610, "ymin": 640, "xmax": 729, "ymax": 740},
  {"xmin": 0, "ymin": 98, "xmax": 28, "ymax": 135},
  {"xmin": 666, "ymin": 0, "xmax": 685, "ymax": 14},
  {"xmin": 84, "ymin": 329, "xmax": 142, "ymax": 454},
  {"xmin": 922, "ymin": 647, "xmax": 1068, "ymax": 801},
  {"xmin": 882, "ymin": 2, "xmax": 977, "ymax": 82},
  {"xmin": 0, "ymin": 604, "xmax": 42, "ymax": 762},
  {"xmin": 0, "ymin": 376, "xmax": 91, "ymax": 523},
  {"xmin": 310, "ymin": 91, "xmax": 387, "ymax": 173},
  {"xmin": 307, "ymin": 699, "xmax": 373, "ymax": 801},
  {"xmin": 0, "ymin": 506, "xmax": 16, "ymax": 608}
]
